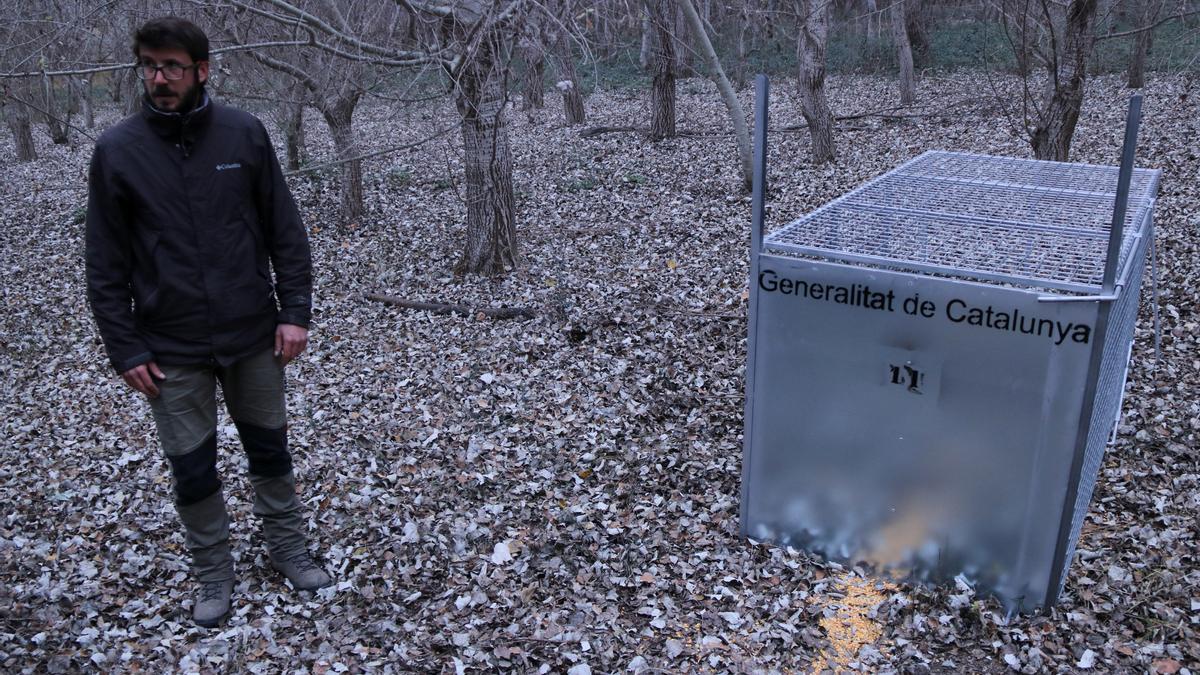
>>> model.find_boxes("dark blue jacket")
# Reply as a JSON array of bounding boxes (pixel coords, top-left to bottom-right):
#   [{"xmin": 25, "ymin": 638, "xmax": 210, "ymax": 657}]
[{"xmin": 85, "ymin": 95, "xmax": 311, "ymax": 373}]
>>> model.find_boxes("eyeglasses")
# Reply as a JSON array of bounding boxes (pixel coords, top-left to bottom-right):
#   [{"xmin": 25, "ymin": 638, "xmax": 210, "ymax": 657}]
[{"xmin": 135, "ymin": 61, "xmax": 200, "ymax": 81}]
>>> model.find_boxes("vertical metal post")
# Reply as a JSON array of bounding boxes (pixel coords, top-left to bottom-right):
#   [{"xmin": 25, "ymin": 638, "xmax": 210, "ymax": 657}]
[
  {"xmin": 1102, "ymin": 94, "xmax": 1143, "ymax": 294},
  {"xmin": 751, "ymin": 75, "xmax": 769, "ymax": 260},
  {"xmin": 740, "ymin": 75, "xmax": 770, "ymax": 537},
  {"xmin": 1043, "ymin": 94, "xmax": 1143, "ymax": 610}
]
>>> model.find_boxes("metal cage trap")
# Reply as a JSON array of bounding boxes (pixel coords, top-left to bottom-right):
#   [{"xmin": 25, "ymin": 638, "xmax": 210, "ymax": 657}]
[{"xmin": 740, "ymin": 76, "xmax": 1161, "ymax": 613}]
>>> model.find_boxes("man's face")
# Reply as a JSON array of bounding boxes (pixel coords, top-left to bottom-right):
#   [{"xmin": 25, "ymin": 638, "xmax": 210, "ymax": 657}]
[{"xmin": 137, "ymin": 46, "xmax": 208, "ymax": 113}]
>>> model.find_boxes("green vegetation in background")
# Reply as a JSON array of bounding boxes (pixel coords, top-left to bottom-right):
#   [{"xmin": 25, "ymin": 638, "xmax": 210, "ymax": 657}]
[
  {"xmin": 821, "ymin": 18, "xmax": 1199, "ymax": 75},
  {"xmin": 777, "ymin": 21, "xmax": 1018, "ymax": 74},
  {"xmin": 576, "ymin": 53, "xmax": 644, "ymax": 93},
  {"xmin": 575, "ymin": 16, "xmax": 1197, "ymax": 91},
  {"xmin": 1089, "ymin": 19, "xmax": 1200, "ymax": 74}
]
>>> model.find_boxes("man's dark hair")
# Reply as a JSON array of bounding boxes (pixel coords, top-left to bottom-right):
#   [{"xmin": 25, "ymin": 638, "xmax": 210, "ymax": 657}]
[{"xmin": 132, "ymin": 17, "xmax": 209, "ymax": 63}]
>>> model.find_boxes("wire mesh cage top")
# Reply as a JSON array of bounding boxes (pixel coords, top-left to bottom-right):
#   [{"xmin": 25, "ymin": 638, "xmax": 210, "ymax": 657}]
[{"xmin": 765, "ymin": 151, "xmax": 1162, "ymax": 293}]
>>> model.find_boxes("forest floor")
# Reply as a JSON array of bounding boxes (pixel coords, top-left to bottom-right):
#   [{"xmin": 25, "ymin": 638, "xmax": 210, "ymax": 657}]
[{"xmin": 1, "ymin": 70, "xmax": 1198, "ymax": 673}]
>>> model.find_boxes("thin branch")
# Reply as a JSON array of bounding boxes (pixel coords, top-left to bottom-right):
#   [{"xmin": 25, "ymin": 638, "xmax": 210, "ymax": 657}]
[
  {"xmin": 227, "ymin": 0, "xmax": 449, "ymax": 67},
  {"xmin": 283, "ymin": 124, "xmax": 457, "ymax": 176},
  {"xmin": 0, "ymin": 40, "xmax": 317, "ymax": 79},
  {"xmin": 366, "ymin": 294, "xmax": 537, "ymax": 320},
  {"xmin": 245, "ymin": 47, "xmax": 321, "ymax": 93},
  {"xmin": 248, "ymin": 0, "xmax": 441, "ymax": 64},
  {"xmin": 1095, "ymin": 8, "xmax": 1200, "ymax": 41},
  {"xmin": 1039, "ymin": 0, "xmax": 1061, "ymax": 90},
  {"xmin": 5, "ymin": 91, "xmax": 96, "ymax": 142},
  {"xmin": 393, "ymin": 0, "xmax": 456, "ymax": 19},
  {"xmin": 365, "ymin": 88, "xmax": 446, "ymax": 104}
]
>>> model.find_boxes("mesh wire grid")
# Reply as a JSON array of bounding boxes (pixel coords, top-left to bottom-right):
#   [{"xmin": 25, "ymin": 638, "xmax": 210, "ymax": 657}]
[
  {"xmin": 899, "ymin": 151, "xmax": 1160, "ymax": 197},
  {"xmin": 766, "ymin": 151, "xmax": 1160, "ymax": 292},
  {"xmin": 1056, "ymin": 209, "xmax": 1153, "ymax": 601}
]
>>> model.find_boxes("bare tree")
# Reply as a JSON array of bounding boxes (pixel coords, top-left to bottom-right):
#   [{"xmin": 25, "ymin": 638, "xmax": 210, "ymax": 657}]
[
  {"xmin": 549, "ymin": 1, "xmax": 586, "ymax": 126},
  {"xmin": 554, "ymin": 33, "xmax": 586, "ymax": 124},
  {"xmin": 218, "ymin": 0, "xmax": 418, "ymax": 228},
  {"xmin": 241, "ymin": 45, "xmax": 367, "ymax": 228},
  {"xmin": 890, "ymin": 0, "xmax": 916, "ymax": 105},
  {"xmin": 278, "ymin": 81, "xmax": 309, "ymax": 171},
  {"xmin": 645, "ymin": 0, "xmax": 677, "ymax": 141},
  {"xmin": 2, "ymin": 85, "xmax": 38, "ymax": 162},
  {"xmin": 0, "ymin": 2, "xmax": 75, "ymax": 145},
  {"xmin": 192, "ymin": 0, "xmax": 535, "ymax": 275},
  {"xmin": 905, "ymin": 0, "xmax": 932, "ymax": 69},
  {"xmin": 73, "ymin": 75, "xmax": 94, "ymax": 128},
  {"xmin": 679, "ymin": 0, "xmax": 752, "ymax": 190},
  {"xmin": 1098, "ymin": 1, "xmax": 1200, "ymax": 89},
  {"xmin": 1127, "ymin": 0, "xmax": 1163, "ymax": 88},
  {"xmin": 999, "ymin": 0, "xmax": 1099, "ymax": 161},
  {"xmin": 444, "ymin": 6, "xmax": 521, "ymax": 274},
  {"xmin": 0, "ymin": 5, "xmax": 40, "ymax": 160},
  {"xmin": 639, "ymin": 7, "xmax": 653, "ymax": 69},
  {"xmin": 863, "ymin": 0, "xmax": 881, "ymax": 40},
  {"xmin": 796, "ymin": 0, "xmax": 836, "ymax": 164},
  {"xmin": 520, "ymin": 22, "xmax": 546, "ymax": 112},
  {"xmin": 733, "ymin": 0, "xmax": 751, "ymax": 89},
  {"xmin": 38, "ymin": 72, "xmax": 70, "ymax": 144}
]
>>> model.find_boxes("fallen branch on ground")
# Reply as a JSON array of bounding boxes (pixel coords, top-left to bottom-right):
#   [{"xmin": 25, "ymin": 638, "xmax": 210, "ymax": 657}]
[
  {"xmin": 366, "ymin": 293, "xmax": 537, "ymax": 320},
  {"xmin": 579, "ymin": 125, "xmax": 642, "ymax": 138}
]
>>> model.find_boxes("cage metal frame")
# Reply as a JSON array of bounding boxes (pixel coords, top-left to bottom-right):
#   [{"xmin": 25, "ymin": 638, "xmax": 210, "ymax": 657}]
[
  {"xmin": 741, "ymin": 75, "xmax": 1161, "ymax": 611},
  {"xmin": 763, "ymin": 151, "xmax": 1159, "ymax": 294}
]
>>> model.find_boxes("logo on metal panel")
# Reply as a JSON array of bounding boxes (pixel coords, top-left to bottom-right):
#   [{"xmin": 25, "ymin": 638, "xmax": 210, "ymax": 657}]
[{"xmin": 888, "ymin": 363, "xmax": 925, "ymax": 394}]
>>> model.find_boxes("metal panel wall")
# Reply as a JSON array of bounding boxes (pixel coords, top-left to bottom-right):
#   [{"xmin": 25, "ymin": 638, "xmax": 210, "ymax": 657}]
[{"xmin": 743, "ymin": 257, "xmax": 1099, "ymax": 611}]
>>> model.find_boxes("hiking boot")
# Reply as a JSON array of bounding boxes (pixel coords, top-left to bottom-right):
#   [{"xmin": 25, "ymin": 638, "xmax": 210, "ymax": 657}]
[
  {"xmin": 270, "ymin": 550, "xmax": 332, "ymax": 591},
  {"xmin": 175, "ymin": 490, "xmax": 235, "ymax": 627},
  {"xmin": 248, "ymin": 470, "xmax": 331, "ymax": 590},
  {"xmin": 193, "ymin": 579, "xmax": 234, "ymax": 628}
]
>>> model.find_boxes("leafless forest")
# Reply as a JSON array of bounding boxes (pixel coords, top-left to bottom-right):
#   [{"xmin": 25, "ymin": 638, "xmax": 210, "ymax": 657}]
[{"xmin": 2, "ymin": 1, "xmax": 1200, "ymax": 672}]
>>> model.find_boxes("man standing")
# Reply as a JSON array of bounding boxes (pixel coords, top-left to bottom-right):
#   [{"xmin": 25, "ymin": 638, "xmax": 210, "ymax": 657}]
[{"xmin": 85, "ymin": 16, "xmax": 331, "ymax": 628}]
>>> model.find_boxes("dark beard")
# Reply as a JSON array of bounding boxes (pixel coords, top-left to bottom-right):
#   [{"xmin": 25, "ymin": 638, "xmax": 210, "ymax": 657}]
[{"xmin": 148, "ymin": 82, "xmax": 204, "ymax": 113}]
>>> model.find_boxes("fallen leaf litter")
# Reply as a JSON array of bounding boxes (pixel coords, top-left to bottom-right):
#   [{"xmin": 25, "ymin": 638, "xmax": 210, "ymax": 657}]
[{"xmin": 1, "ymin": 72, "xmax": 1198, "ymax": 672}]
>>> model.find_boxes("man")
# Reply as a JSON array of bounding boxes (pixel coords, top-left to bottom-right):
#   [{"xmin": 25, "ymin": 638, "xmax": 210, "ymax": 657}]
[{"xmin": 85, "ymin": 16, "xmax": 331, "ymax": 628}]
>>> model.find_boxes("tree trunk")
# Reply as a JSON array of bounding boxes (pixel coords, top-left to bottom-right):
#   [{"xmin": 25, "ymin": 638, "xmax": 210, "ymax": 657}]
[
  {"xmin": 680, "ymin": 0, "xmax": 753, "ymax": 191},
  {"xmin": 77, "ymin": 75, "xmax": 95, "ymax": 129},
  {"xmin": 891, "ymin": 0, "xmax": 917, "ymax": 105},
  {"xmin": 4, "ymin": 95, "xmax": 37, "ymax": 162},
  {"xmin": 42, "ymin": 74, "xmax": 69, "ymax": 145},
  {"xmin": 522, "ymin": 42, "xmax": 545, "ymax": 110},
  {"xmin": 905, "ymin": 0, "xmax": 932, "ymax": 69},
  {"xmin": 555, "ymin": 33, "xmax": 586, "ymax": 125},
  {"xmin": 796, "ymin": 0, "xmax": 836, "ymax": 164},
  {"xmin": 596, "ymin": 9, "xmax": 613, "ymax": 60},
  {"xmin": 1126, "ymin": 0, "xmax": 1157, "ymax": 88},
  {"xmin": 672, "ymin": 3, "xmax": 696, "ymax": 78},
  {"xmin": 734, "ymin": 1, "xmax": 750, "ymax": 90},
  {"xmin": 864, "ymin": 0, "xmax": 879, "ymax": 40},
  {"xmin": 453, "ymin": 33, "xmax": 518, "ymax": 276},
  {"xmin": 319, "ymin": 95, "xmax": 364, "ymax": 227},
  {"xmin": 1030, "ymin": 0, "xmax": 1098, "ymax": 161},
  {"xmin": 109, "ymin": 74, "xmax": 123, "ymax": 104},
  {"xmin": 125, "ymin": 68, "xmax": 142, "ymax": 115},
  {"xmin": 283, "ymin": 97, "xmax": 306, "ymax": 171},
  {"xmin": 647, "ymin": 0, "xmax": 677, "ymax": 141},
  {"xmin": 639, "ymin": 11, "xmax": 652, "ymax": 70}
]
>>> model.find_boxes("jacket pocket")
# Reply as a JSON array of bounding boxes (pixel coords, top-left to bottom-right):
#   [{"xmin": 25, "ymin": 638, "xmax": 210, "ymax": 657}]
[{"xmin": 213, "ymin": 215, "xmax": 274, "ymax": 323}]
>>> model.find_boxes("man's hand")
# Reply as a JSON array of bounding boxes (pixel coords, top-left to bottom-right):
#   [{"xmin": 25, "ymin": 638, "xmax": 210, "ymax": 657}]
[
  {"xmin": 275, "ymin": 324, "xmax": 308, "ymax": 365},
  {"xmin": 123, "ymin": 361, "xmax": 166, "ymax": 398}
]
